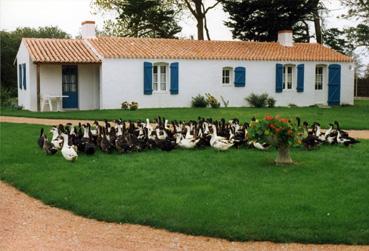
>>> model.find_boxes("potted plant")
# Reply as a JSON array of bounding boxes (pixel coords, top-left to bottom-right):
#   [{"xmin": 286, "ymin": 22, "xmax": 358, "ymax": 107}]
[{"xmin": 248, "ymin": 115, "xmax": 303, "ymax": 164}]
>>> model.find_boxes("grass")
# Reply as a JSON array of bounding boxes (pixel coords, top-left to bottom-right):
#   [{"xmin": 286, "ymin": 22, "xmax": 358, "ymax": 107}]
[
  {"xmin": 1, "ymin": 100, "xmax": 369, "ymax": 130},
  {"xmin": 0, "ymin": 122, "xmax": 369, "ymax": 244}
]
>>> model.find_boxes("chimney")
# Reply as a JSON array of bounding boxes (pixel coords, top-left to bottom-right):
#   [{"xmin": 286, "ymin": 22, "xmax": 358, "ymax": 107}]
[
  {"xmin": 81, "ymin": 21, "xmax": 96, "ymax": 39},
  {"xmin": 277, "ymin": 30, "xmax": 293, "ymax": 47}
]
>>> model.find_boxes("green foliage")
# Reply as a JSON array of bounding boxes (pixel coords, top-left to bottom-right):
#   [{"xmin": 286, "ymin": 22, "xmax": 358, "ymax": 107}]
[
  {"xmin": 248, "ymin": 116, "xmax": 304, "ymax": 147},
  {"xmin": 345, "ymin": 24, "xmax": 369, "ymax": 47},
  {"xmin": 267, "ymin": 97, "xmax": 276, "ymax": 108},
  {"xmin": 121, "ymin": 101, "xmax": 138, "ymax": 110},
  {"xmin": 0, "ymin": 27, "xmax": 70, "ymax": 98},
  {"xmin": 191, "ymin": 94, "xmax": 208, "ymax": 108},
  {"xmin": 245, "ymin": 93, "xmax": 269, "ymax": 108},
  {"xmin": 339, "ymin": 0, "xmax": 369, "ymax": 51},
  {"xmin": 323, "ymin": 28, "xmax": 354, "ymax": 55},
  {"xmin": 223, "ymin": 0, "xmax": 319, "ymax": 42},
  {"xmin": 205, "ymin": 93, "xmax": 220, "ymax": 108},
  {"xmin": 94, "ymin": 0, "xmax": 181, "ymax": 38},
  {"xmin": 121, "ymin": 101, "xmax": 130, "ymax": 110},
  {"xmin": 0, "ymin": 87, "xmax": 17, "ymax": 107},
  {"xmin": 130, "ymin": 102, "xmax": 139, "ymax": 111},
  {"xmin": 1, "ymin": 122, "xmax": 369, "ymax": 244}
]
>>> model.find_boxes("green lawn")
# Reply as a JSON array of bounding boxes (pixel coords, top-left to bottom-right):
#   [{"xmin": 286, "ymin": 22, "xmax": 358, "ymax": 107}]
[
  {"xmin": 1, "ymin": 100, "xmax": 369, "ymax": 129},
  {"xmin": 1, "ymin": 122, "xmax": 369, "ymax": 244}
]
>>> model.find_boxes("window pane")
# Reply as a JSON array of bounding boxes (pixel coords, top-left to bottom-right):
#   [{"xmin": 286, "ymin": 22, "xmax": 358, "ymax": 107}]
[
  {"xmin": 153, "ymin": 82, "xmax": 158, "ymax": 91},
  {"xmin": 160, "ymin": 72, "xmax": 166, "ymax": 83},
  {"xmin": 315, "ymin": 67, "xmax": 323, "ymax": 90},
  {"xmin": 160, "ymin": 82, "xmax": 166, "ymax": 91},
  {"xmin": 222, "ymin": 69, "xmax": 230, "ymax": 84},
  {"xmin": 153, "ymin": 66, "xmax": 157, "ymax": 73}
]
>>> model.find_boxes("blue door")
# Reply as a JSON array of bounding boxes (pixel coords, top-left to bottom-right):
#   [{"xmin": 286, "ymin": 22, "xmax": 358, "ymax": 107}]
[
  {"xmin": 328, "ymin": 64, "xmax": 341, "ymax": 106},
  {"xmin": 62, "ymin": 65, "xmax": 78, "ymax": 109}
]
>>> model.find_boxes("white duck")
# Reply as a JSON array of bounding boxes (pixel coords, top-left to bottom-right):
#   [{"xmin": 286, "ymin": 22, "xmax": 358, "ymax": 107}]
[
  {"xmin": 210, "ymin": 125, "xmax": 233, "ymax": 151},
  {"xmin": 248, "ymin": 140, "xmax": 270, "ymax": 150},
  {"xmin": 50, "ymin": 126, "xmax": 63, "ymax": 150},
  {"xmin": 176, "ymin": 134, "xmax": 200, "ymax": 149},
  {"xmin": 60, "ymin": 133, "xmax": 78, "ymax": 161}
]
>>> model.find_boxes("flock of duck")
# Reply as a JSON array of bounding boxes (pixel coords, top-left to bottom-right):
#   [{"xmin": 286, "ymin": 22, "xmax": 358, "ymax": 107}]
[{"xmin": 37, "ymin": 117, "xmax": 359, "ymax": 161}]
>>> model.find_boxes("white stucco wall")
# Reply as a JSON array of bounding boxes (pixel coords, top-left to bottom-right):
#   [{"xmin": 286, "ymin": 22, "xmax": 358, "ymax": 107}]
[
  {"xmin": 21, "ymin": 63, "xmax": 99, "ymax": 111},
  {"xmin": 16, "ymin": 41, "xmax": 33, "ymax": 110},
  {"xmin": 100, "ymin": 58, "xmax": 354, "ymax": 109}
]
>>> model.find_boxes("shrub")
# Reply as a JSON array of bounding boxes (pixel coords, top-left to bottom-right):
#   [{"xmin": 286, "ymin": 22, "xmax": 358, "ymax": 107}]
[
  {"xmin": 130, "ymin": 102, "xmax": 139, "ymax": 111},
  {"xmin": 0, "ymin": 87, "xmax": 16, "ymax": 108},
  {"xmin": 245, "ymin": 93, "xmax": 268, "ymax": 108},
  {"xmin": 267, "ymin": 97, "xmax": 276, "ymax": 108},
  {"xmin": 288, "ymin": 103, "xmax": 297, "ymax": 107},
  {"xmin": 205, "ymin": 93, "xmax": 220, "ymax": 108},
  {"xmin": 191, "ymin": 94, "xmax": 208, "ymax": 108},
  {"xmin": 121, "ymin": 101, "xmax": 130, "ymax": 110}
]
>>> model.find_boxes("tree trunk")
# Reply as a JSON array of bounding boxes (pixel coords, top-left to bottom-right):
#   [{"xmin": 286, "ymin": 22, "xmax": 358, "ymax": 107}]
[
  {"xmin": 196, "ymin": 16, "xmax": 204, "ymax": 40},
  {"xmin": 194, "ymin": 0, "xmax": 204, "ymax": 40},
  {"xmin": 275, "ymin": 145, "xmax": 293, "ymax": 165},
  {"xmin": 313, "ymin": 9, "xmax": 322, "ymax": 44}
]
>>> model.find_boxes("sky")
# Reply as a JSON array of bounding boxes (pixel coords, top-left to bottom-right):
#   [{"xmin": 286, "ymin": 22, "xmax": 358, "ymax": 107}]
[
  {"xmin": 0, "ymin": 0, "xmax": 354, "ymax": 39},
  {"xmin": 0, "ymin": 0, "xmax": 367, "ymax": 70}
]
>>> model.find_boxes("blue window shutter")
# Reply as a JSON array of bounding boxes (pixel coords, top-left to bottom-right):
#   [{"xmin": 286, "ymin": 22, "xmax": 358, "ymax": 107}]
[
  {"xmin": 23, "ymin": 64, "xmax": 27, "ymax": 90},
  {"xmin": 276, "ymin": 64, "xmax": 283, "ymax": 93},
  {"xmin": 297, "ymin": 64, "xmax": 304, "ymax": 92},
  {"xmin": 143, "ymin": 62, "xmax": 152, "ymax": 95},
  {"xmin": 170, "ymin": 62, "xmax": 179, "ymax": 94},
  {"xmin": 234, "ymin": 67, "xmax": 245, "ymax": 87},
  {"xmin": 19, "ymin": 64, "xmax": 22, "ymax": 89}
]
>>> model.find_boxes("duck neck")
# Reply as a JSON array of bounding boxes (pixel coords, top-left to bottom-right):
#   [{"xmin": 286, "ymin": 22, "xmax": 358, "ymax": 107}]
[
  {"xmin": 62, "ymin": 134, "xmax": 69, "ymax": 148},
  {"xmin": 83, "ymin": 127, "xmax": 89, "ymax": 138}
]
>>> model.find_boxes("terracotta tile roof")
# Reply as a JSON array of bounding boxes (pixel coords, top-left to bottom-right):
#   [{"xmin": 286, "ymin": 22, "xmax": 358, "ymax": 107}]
[
  {"xmin": 24, "ymin": 38, "xmax": 101, "ymax": 63},
  {"xmin": 23, "ymin": 37, "xmax": 352, "ymax": 63},
  {"xmin": 88, "ymin": 36, "xmax": 352, "ymax": 62}
]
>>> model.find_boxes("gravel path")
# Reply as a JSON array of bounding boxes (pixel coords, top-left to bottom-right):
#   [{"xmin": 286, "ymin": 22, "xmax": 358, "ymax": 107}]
[
  {"xmin": 1, "ymin": 115, "xmax": 369, "ymax": 250},
  {"xmin": 1, "ymin": 182, "xmax": 368, "ymax": 251},
  {"xmin": 1, "ymin": 116, "xmax": 369, "ymax": 139}
]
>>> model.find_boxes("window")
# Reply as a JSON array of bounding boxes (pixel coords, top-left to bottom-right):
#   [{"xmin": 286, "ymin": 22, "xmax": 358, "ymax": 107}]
[
  {"xmin": 283, "ymin": 65, "xmax": 294, "ymax": 90},
  {"xmin": 222, "ymin": 67, "xmax": 232, "ymax": 85},
  {"xmin": 315, "ymin": 66, "xmax": 324, "ymax": 90},
  {"xmin": 153, "ymin": 63, "xmax": 168, "ymax": 92}
]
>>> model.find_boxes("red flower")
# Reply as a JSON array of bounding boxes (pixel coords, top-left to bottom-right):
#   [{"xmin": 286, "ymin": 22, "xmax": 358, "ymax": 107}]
[
  {"xmin": 280, "ymin": 118, "xmax": 289, "ymax": 123},
  {"xmin": 265, "ymin": 115, "xmax": 273, "ymax": 121}
]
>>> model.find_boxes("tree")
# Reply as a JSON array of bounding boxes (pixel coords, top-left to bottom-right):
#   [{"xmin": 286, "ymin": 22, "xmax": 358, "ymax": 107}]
[
  {"xmin": 92, "ymin": 0, "xmax": 181, "ymax": 38},
  {"xmin": 341, "ymin": 0, "xmax": 369, "ymax": 20},
  {"xmin": 180, "ymin": 0, "xmax": 222, "ymax": 40},
  {"xmin": 340, "ymin": 0, "xmax": 369, "ymax": 48},
  {"xmin": 223, "ymin": 0, "xmax": 320, "ymax": 42},
  {"xmin": 322, "ymin": 28, "xmax": 354, "ymax": 55},
  {"xmin": 0, "ymin": 27, "xmax": 69, "ymax": 99}
]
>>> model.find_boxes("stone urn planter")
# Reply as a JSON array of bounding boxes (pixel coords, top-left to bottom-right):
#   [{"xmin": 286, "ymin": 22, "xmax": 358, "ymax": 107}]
[
  {"xmin": 275, "ymin": 144, "xmax": 293, "ymax": 164},
  {"xmin": 248, "ymin": 116, "xmax": 303, "ymax": 165}
]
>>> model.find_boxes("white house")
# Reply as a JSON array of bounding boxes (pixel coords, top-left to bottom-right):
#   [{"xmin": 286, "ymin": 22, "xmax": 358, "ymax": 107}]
[{"xmin": 16, "ymin": 21, "xmax": 354, "ymax": 111}]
